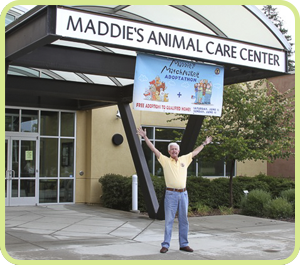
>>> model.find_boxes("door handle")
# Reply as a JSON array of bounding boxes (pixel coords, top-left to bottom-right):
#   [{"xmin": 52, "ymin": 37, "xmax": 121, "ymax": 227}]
[
  {"xmin": 6, "ymin": 170, "xmax": 12, "ymax": 180},
  {"xmin": 6, "ymin": 170, "xmax": 15, "ymax": 179}
]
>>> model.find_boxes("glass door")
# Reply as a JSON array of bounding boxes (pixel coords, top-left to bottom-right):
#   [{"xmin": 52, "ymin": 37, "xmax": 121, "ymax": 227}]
[{"xmin": 5, "ymin": 136, "xmax": 38, "ymax": 206}]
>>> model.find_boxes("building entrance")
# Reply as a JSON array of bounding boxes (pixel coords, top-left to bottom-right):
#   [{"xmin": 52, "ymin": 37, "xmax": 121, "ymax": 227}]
[
  {"xmin": 5, "ymin": 135, "xmax": 38, "ymax": 206},
  {"xmin": 5, "ymin": 107, "xmax": 76, "ymax": 206}
]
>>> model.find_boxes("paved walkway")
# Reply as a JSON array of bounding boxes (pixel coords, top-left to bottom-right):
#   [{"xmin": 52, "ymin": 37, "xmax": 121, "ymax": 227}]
[{"xmin": 3, "ymin": 204, "xmax": 297, "ymax": 261}]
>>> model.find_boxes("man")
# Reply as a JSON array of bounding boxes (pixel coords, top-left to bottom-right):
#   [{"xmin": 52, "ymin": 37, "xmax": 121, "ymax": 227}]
[{"xmin": 137, "ymin": 127, "xmax": 212, "ymax": 254}]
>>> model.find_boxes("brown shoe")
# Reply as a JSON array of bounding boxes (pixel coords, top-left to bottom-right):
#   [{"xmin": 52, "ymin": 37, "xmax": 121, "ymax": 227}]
[
  {"xmin": 180, "ymin": 246, "xmax": 194, "ymax": 252},
  {"xmin": 160, "ymin": 247, "xmax": 168, "ymax": 253}
]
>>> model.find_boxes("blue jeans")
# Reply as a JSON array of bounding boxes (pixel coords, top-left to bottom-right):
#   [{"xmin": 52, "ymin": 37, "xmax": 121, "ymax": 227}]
[{"xmin": 161, "ymin": 190, "xmax": 189, "ymax": 249}]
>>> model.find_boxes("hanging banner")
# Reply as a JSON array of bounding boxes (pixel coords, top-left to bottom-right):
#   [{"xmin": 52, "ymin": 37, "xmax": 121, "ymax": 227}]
[{"xmin": 133, "ymin": 54, "xmax": 224, "ymax": 116}]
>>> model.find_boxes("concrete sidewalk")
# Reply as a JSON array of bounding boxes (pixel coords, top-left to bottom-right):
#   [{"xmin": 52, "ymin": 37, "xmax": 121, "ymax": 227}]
[{"xmin": 4, "ymin": 204, "xmax": 296, "ymax": 260}]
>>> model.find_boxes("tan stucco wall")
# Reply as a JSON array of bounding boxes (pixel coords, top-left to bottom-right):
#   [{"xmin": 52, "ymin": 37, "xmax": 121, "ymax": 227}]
[
  {"xmin": 236, "ymin": 160, "xmax": 267, "ymax": 177},
  {"xmin": 75, "ymin": 104, "xmax": 185, "ymax": 204},
  {"xmin": 75, "ymin": 110, "xmax": 91, "ymax": 203},
  {"xmin": 75, "ymin": 105, "xmax": 268, "ymax": 204}
]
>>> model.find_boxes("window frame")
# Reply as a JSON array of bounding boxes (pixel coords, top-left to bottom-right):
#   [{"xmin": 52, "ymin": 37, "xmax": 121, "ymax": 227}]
[
  {"xmin": 140, "ymin": 125, "xmax": 236, "ymax": 178},
  {"xmin": 5, "ymin": 106, "xmax": 77, "ymax": 204}
]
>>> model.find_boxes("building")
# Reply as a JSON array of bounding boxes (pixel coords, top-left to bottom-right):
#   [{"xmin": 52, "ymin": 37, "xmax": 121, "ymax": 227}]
[
  {"xmin": 267, "ymin": 73, "xmax": 295, "ymax": 180},
  {"xmin": 4, "ymin": 5, "xmax": 292, "ymax": 218}
]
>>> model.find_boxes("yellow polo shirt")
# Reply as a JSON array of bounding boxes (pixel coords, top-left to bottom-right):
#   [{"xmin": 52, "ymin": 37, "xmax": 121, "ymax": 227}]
[{"xmin": 158, "ymin": 152, "xmax": 193, "ymax": 189}]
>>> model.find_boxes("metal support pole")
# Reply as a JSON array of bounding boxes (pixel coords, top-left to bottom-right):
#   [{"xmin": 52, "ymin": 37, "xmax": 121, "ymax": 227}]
[
  {"xmin": 131, "ymin": 174, "xmax": 140, "ymax": 213},
  {"xmin": 118, "ymin": 103, "xmax": 159, "ymax": 219}
]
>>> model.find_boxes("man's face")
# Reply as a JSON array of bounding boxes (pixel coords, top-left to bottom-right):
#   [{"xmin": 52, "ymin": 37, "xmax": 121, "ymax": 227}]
[{"xmin": 168, "ymin": 145, "xmax": 180, "ymax": 159}]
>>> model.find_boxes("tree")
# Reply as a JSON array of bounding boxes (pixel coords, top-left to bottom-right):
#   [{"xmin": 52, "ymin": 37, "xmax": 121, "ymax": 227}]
[
  {"xmin": 262, "ymin": 5, "xmax": 295, "ymax": 71},
  {"xmin": 172, "ymin": 79, "xmax": 295, "ymax": 206}
]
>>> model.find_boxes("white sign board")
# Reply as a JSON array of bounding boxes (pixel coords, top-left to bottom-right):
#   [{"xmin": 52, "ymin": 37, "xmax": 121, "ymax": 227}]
[
  {"xmin": 56, "ymin": 7, "xmax": 287, "ymax": 72},
  {"xmin": 133, "ymin": 54, "xmax": 224, "ymax": 116}
]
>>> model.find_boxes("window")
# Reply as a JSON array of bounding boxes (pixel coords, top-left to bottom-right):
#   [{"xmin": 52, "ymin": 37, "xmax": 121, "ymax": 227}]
[
  {"xmin": 5, "ymin": 109, "xmax": 39, "ymax": 133},
  {"xmin": 61, "ymin": 112, "xmax": 75, "ymax": 136},
  {"xmin": 40, "ymin": 138, "xmax": 58, "ymax": 178},
  {"xmin": 5, "ymin": 109, "xmax": 19, "ymax": 132},
  {"xmin": 60, "ymin": 139, "xmax": 74, "ymax": 177},
  {"xmin": 5, "ymin": 107, "xmax": 76, "ymax": 204},
  {"xmin": 5, "ymin": 13, "xmax": 15, "ymax": 26},
  {"xmin": 41, "ymin": 111, "xmax": 59, "ymax": 136},
  {"xmin": 21, "ymin": 110, "xmax": 38, "ymax": 132},
  {"xmin": 141, "ymin": 126, "xmax": 235, "ymax": 177},
  {"xmin": 39, "ymin": 111, "xmax": 75, "ymax": 203}
]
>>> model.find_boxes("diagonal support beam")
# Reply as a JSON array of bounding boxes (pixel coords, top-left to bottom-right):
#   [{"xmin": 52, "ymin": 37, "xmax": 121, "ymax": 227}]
[
  {"xmin": 118, "ymin": 103, "xmax": 160, "ymax": 219},
  {"xmin": 180, "ymin": 115, "xmax": 205, "ymax": 155}
]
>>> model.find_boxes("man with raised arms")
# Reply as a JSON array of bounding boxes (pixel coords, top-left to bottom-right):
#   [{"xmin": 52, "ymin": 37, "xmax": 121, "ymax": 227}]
[{"xmin": 137, "ymin": 127, "xmax": 212, "ymax": 253}]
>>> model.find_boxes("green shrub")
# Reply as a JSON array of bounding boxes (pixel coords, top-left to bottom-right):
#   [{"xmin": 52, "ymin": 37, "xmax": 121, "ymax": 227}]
[
  {"xmin": 218, "ymin": 206, "xmax": 234, "ymax": 215},
  {"xmin": 280, "ymin": 189, "xmax": 295, "ymax": 214},
  {"xmin": 99, "ymin": 174, "xmax": 166, "ymax": 213},
  {"xmin": 264, "ymin": 197, "xmax": 294, "ymax": 219},
  {"xmin": 98, "ymin": 173, "xmax": 295, "ymax": 219},
  {"xmin": 138, "ymin": 175, "xmax": 166, "ymax": 212},
  {"xmin": 234, "ymin": 176, "xmax": 270, "ymax": 193},
  {"xmin": 99, "ymin": 174, "xmax": 132, "ymax": 211},
  {"xmin": 208, "ymin": 178, "xmax": 244, "ymax": 208},
  {"xmin": 280, "ymin": 189, "xmax": 295, "ymax": 204},
  {"xmin": 241, "ymin": 189, "xmax": 271, "ymax": 217},
  {"xmin": 255, "ymin": 174, "xmax": 295, "ymax": 198},
  {"xmin": 186, "ymin": 176, "xmax": 211, "ymax": 206},
  {"xmin": 192, "ymin": 202, "xmax": 212, "ymax": 214}
]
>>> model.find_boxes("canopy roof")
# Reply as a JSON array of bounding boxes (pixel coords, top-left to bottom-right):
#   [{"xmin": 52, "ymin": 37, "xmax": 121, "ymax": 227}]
[
  {"xmin": 71, "ymin": 5, "xmax": 290, "ymax": 50},
  {"xmin": 5, "ymin": 5, "xmax": 291, "ymax": 110}
]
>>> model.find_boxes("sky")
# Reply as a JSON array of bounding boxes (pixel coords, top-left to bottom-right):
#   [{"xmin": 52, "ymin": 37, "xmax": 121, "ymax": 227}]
[
  {"xmin": 257, "ymin": 4, "xmax": 296, "ymax": 61},
  {"xmin": 275, "ymin": 4, "xmax": 296, "ymax": 41}
]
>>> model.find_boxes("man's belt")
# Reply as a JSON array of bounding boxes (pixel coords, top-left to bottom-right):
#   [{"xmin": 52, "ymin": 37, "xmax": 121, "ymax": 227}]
[{"xmin": 166, "ymin": 188, "xmax": 187, "ymax": 192}]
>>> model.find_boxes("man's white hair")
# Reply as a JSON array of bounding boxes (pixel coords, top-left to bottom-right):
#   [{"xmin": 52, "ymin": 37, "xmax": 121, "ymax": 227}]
[{"xmin": 168, "ymin": 142, "xmax": 180, "ymax": 151}]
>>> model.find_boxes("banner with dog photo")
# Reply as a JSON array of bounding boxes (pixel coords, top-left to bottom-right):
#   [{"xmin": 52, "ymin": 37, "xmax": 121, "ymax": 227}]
[{"xmin": 133, "ymin": 53, "xmax": 224, "ymax": 116}]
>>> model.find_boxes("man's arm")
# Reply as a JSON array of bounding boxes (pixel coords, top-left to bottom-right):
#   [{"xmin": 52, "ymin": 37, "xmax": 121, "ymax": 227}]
[
  {"xmin": 137, "ymin": 127, "xmax": 160, "ymax": 159},
  {"xmin": 192, "ymin": 136, "xmax": 212, "ymax": 158}
]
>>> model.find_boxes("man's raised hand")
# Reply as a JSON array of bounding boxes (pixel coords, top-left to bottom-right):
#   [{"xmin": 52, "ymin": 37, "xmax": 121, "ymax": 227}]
[{"xmin": 137, "ymin": 127, "xmax": 146, "ymax": 138}]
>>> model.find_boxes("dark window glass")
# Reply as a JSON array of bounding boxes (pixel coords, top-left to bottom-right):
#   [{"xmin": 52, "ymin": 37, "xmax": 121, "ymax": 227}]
[{"xmin": 41, "ymin": 111, "xmax": 58, "ymax": 136}]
